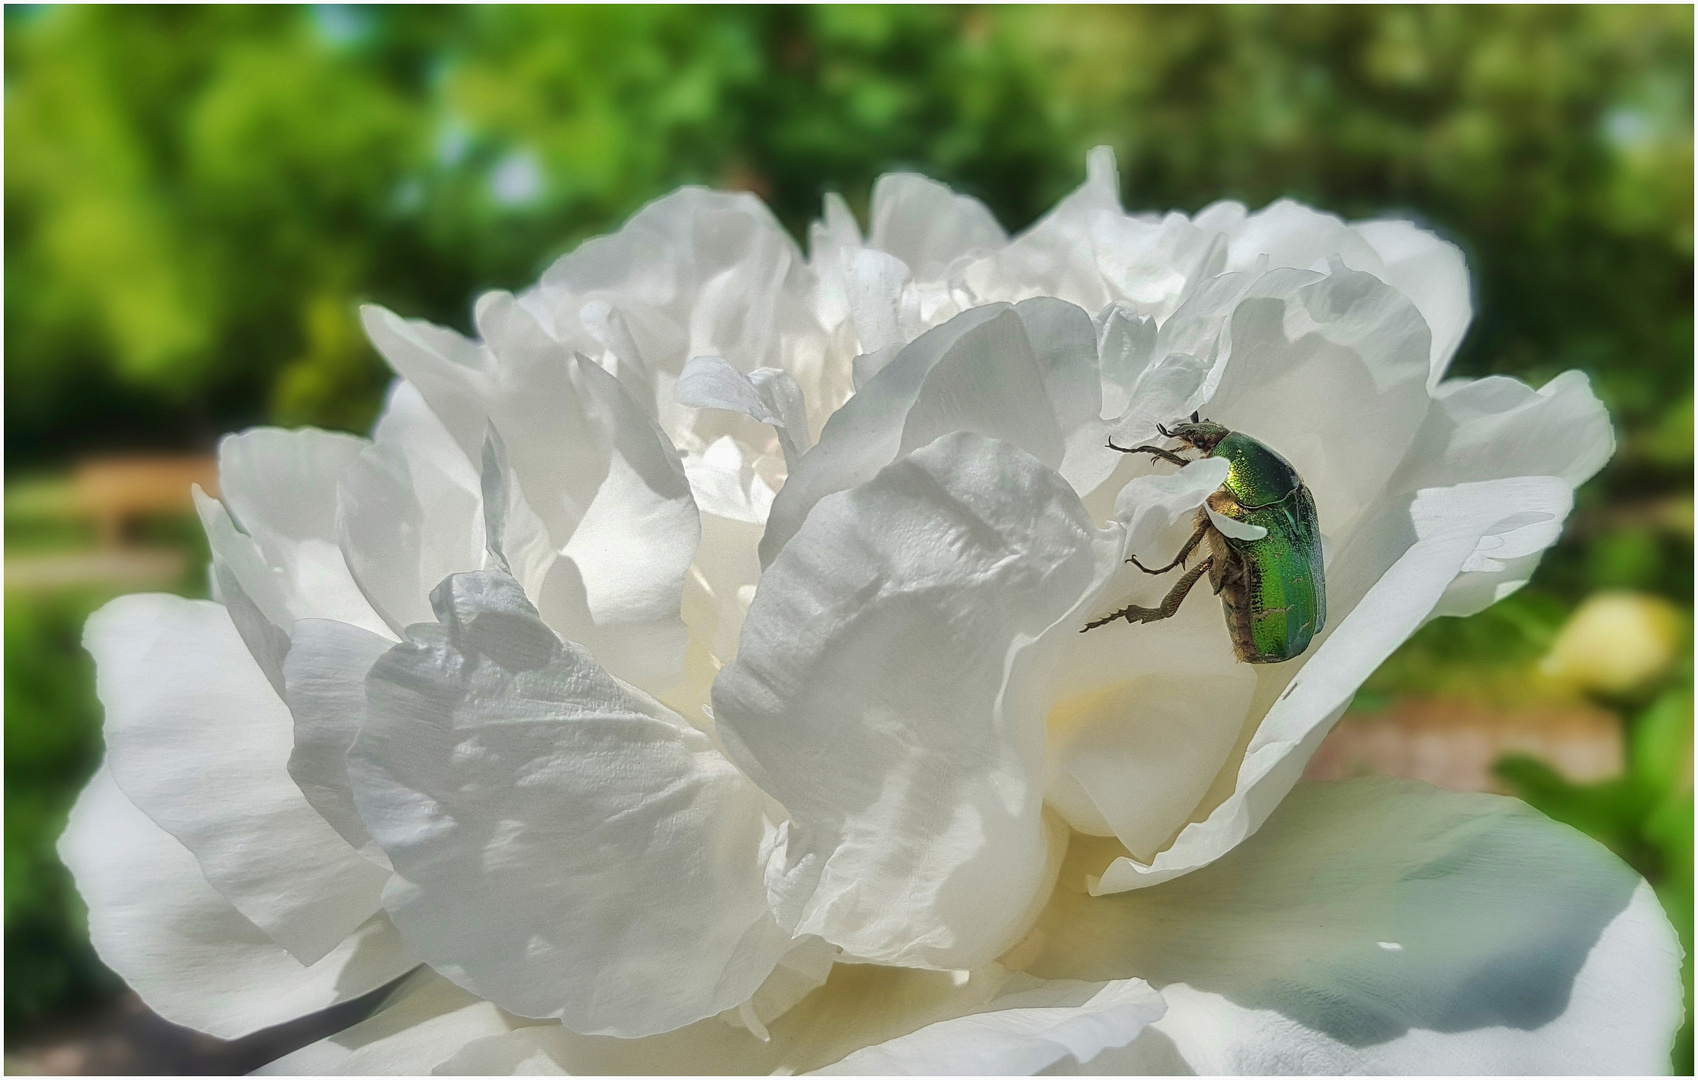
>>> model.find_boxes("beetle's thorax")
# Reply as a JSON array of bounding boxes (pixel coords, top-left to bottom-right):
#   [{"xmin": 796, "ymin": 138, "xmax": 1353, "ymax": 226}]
[{"xmin": 1212, "ymin": 431, "xmax": 1302, "ymax": 509}]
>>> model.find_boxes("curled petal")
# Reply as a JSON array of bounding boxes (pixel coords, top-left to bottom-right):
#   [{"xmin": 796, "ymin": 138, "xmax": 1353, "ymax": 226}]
[
  {"xmin": 194, "ymin": 487, "xmax": 293, "ymax": 695},
  {"xmin": 868, "ymin": 173, "xmax": 1007, "ymax": 279},
  {"xmin": 89, "ymin": 595, "xmax": 389, "ymax": 964},
  {"xmin": 538, "ymin": 187, "xmax": 807, "ymax": 376},
  {"xmin": 338, "ymin": 382, "xmax": 485, "ymax": 635},
  {"xmin": 1406, "ymin": 370, "xmax": 1614, "ymax": 492},
  {"xmin": 716, "ymin": 433, "xmax": 1120, "ymax": 968},
  {"xmin": 559, "ymin": 353, "xmax": 700, "ymax": 633},
  {"xmin": 59, "ymin": 766, "xmax": 408, "ymax": 1040},
  {"xmin": 1397, "ymin": 370, "xmax": 1610, "ymax": 617},
  {"xmin": 347, "ymin": 570, "xmax": 789, "ymax": 1037},
  {"xmin": 763, "ymin": 300, "xmax": 1105, "ymax": 566},
  {"xmin": 675, "ymin": 354, "xmax": 812, "ymax": 467},
  {"xmin": 897, "ymin": 306, "xmax": 1067, "ymax": 468},
  {"xmin": 1204, "ymin": 264, "xmax": 1434, "ymax": 543},
  {"xmin": 1052, "ymin": 458, "xmax": 1255, "ymax": 856},
  {"xmin": 213, "ymin": 428, "xmax": 390, "ymax": 633},
  {"xmin": 1093, "ymin": 475, "xmax": 1577, "ymax": 894},
  {"xmin": 283, "ymin": 618, "xmax": 395, "ymax": 862},
  {"xmin": 1352, "ymin": 218, "xmax": 1473, "ymax": 386},
  {"xmin": 1027, "ymin": 779, "xmax": 1683, "ymax": 1075},
  {"xmin": 760, "ymin": 304, "xmax": 1006, "ymax": 566}
]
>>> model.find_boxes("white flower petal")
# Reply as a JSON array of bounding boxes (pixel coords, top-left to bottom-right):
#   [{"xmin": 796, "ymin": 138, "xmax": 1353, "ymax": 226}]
[
  {"xmin": 346, "ymin": 345, "xmax": 700, "ymax": 691},
  {"xmin": 337, "ymin": 383, "xmax": 486, "ymax": 635},
  {"xmin": 976, "ymin": 146, "xmax": 1127, "ymax": 314},
  {"xmin": 578, "ymin": 298, "xmax": 657, "ymax": 413},
  {"xmin": 1204, "ymin": 264, "xmax": 1434, "ymax": 543},
  {"xmin": 471, "ymin": 295, "xmax": 617, "ymax": 542},
  {"xmin": 1209, "ymin": 201, "xmax": 1472, "ymax": 390},
  {"xmin": 194, "ymin": 486, "xmax": 293, "ymax": 695},
  {"xmin": 478, "ymin": 429, "xmax": 559, "ymax": 603},
  {"xmin": 89, "ymin": 595, "xmax": 390, "ymax": 964},
  {"xmin": 59, "ymin": 765, "xmax": 409, "ymax": 1040},
  {"xmin": 338, "ymin": 440, "xmax": 485, "ymax": 634},
  {"xmin": 1331, "ymin": 366, "xmax": 1604, "ymax": 623},
  {"xmin": 545, "ymin": 353, "xmax": 699, "ymax": 687},
  {"xmin": 897, "ymin": 305, "xmax": 1068, "ymax": 468},
  {"xmin": 256, "ymin": 972, "xmax": 524, "ymax": 1076},
  {"xmin": 365, "ymin": 294, "xmax": 612, "ymax": 555},
  {"xmin": 1103, "ymin": 350, "xmax": 1214, "ymax": 457},
  {"xmin": 1052, "ymin": 458, "xmax": 1257, "ymax": 856},
  {"xmin": 1028, "ymin": 779, "xmax": 1683, "ymax": 1075},
  {"xmin": 372, "ymin": 379, "xmax": 484, "ymax": 497},
  {"xmin": 1223, "ymin": 199, "xmax": 1386, "ymax": 280},
  {"xmin": 813, "ymin": 976, "xmax": 1165, "ymax": 1076},
  {"xmin": 216, "ymin": 428, "xmax": 386, "ymax": 635},
  {"xmin": 1207, "ymin": 504, "xmax": 1268, "ymax": 541},
  {"xmin": 1095, "ymin": 303, "xmax": 1158, "ymax": 413},
  {"xmin": 1109, "ymin": 456, "xmax": 1230, "ymax": 540},
  {"xmin": 347, "ymin": 569, "xmax": 789, "ymax": 1037},
  {"xmin": 219, "ymin": 426, "xmax": 366, "ymax": 541},
  {"xmin": 722, "ymin": 936, "xmax": 840, "ymax": 1039},
  {"xmin": 812, "ymin": 189, "xmax": 863, "ymax": 258},
  {"xmin": 560, "ymin": 353, "xmax": 699, "ymax": 621},
  {"xmin": 840, "ymin": 246, "xmax": 916, "ymax": 354},
  {"xmin": 1094, "ymin": 475, "xmax": 1576, "ymax": 894},
  {"xmin": 1406, "ymin": 369, "xmax": 1614, "ymax": 491},
  {"xmin": 1009, "ymin": 297, "xmax": 1119, "ymax": 493},
  {"xmin": 433, "ymin": 1029, "xmax": 572, "ymax": 1075},
  {"xmin": 763, "ymin": 300, "xmax": 1104, "ymax": 567},
  {"xmin": 676, "ymin": 355, "xmax": 812, "ymax": 466},
  {"xmin": 760, "ymin": 304, "xmax": 1007, "ymax": 566},
  {"xmin": 1047, "ymin": 666, "xmax": 1258, "ymax": 860},
  {"xmin": 716, "ymin": 433, "xmax": 1119, "ymax": 968},
  {"xmin": 868, "ymin": 173, "xmax": 1007, "ymax": 279},
  {"xmin": 283, "ymin": 617, "xmax": 396, "ymax": 862},
  {"xmin": 360, "ymin": 304, "xmax": 494, "ymax": 461},
  {"xmin": 407, "ymin": 965, "xmax": 1149, "ymax": 1076},
  {"xmin": 1353, "ymin": 218, "xmax": 1473, "ymax": 386},
  {"xmin": 539, "ymin": 187, "xmax": 808, "ymax": 378},
  {"xmin": 681, "ymin": 434, "xmax": 776, "ymax": 526},
  {"xmin": 1148, "ymin": 261, "xmax": 1272, "ymax": 384}
]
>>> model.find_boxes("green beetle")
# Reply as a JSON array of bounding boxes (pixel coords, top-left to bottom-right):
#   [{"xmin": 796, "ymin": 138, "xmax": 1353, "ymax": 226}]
[{"xmin": 1083, "ymin": 414, "xmax": 1326, "ymax": 664}]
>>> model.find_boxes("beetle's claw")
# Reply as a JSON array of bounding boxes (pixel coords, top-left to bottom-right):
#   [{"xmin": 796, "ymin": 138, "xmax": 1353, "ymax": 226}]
[{"xmin": 1127, "ymin": 553, "xmax": 1182, "ymax": 574}]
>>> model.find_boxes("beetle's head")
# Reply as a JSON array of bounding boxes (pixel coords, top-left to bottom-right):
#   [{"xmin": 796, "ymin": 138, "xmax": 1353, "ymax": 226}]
[{"xmin": 1156, "ymin": 413, "xmax": 1230, "ymax": 452}]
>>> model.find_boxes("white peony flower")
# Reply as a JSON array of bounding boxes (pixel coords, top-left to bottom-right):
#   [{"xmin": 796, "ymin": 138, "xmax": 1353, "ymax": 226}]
[{"xmin": 60, "ymin": 149, "xmax": 1682, "ymax": 1075}]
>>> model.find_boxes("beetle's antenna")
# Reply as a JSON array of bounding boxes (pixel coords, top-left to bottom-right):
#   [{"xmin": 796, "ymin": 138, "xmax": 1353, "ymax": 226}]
[
  {"xmin": 1155, "ymin": 422, "xmax": 1174, "ymax": 438},
  {"xmin": 1189, "ymin": 410, "xmax": 1200, "ymax": 423}
]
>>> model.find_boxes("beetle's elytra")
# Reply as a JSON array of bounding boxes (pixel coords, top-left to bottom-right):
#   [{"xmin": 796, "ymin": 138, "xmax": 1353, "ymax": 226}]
[{"xmin": 1083, "ymin": 414, "xmax": 1327, "ymax": 664}]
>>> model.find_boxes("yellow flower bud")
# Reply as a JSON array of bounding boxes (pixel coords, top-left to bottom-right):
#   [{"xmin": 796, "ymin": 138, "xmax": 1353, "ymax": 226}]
[{"xmin": 1540, "ymin": 591, "xmax": 1686, "ymax": 695}]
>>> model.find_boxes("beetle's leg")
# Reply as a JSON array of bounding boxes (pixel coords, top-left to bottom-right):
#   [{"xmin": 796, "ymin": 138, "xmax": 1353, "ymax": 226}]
[
  {"xmin": 1081, "ymin": 558, "xmax": 1213, "ymax": 632},
  {"xmin": 1208, "ymin": 551, "xmax": 1238, "ymax": 595},
  {"xmin": 1128, "ymin": 522, "xmax": 1211, "ymax": 575},
  {"xmin": 1105, "ymin": 438, "xmax": 1191, "ymax": 467}
]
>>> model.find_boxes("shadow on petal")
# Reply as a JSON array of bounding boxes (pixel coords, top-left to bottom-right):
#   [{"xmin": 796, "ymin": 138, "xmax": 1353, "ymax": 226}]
[{"xmin": 1030, "ymin": 778, "xmax": 1649, "ymax": 1049}]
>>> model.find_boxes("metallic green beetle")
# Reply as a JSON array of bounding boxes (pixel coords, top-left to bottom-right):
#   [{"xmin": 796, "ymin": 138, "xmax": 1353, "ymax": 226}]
[{"xmin": 1083, "ymin": 414, "xmax": 1326, "ymax": 664}]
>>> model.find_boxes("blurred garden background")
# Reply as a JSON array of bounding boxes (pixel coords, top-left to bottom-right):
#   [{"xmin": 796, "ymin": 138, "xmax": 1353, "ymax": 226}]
[{"xmin": 5, "ymin": 5, "xmax": 1692, "ymax": 1072}]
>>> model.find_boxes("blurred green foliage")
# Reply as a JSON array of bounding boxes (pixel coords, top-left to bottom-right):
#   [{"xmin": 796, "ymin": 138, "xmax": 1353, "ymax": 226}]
[
  {"xmin": 6, "ymin": 586, "xmax": 125, "ymax": 1028},
  {"xmin": 4, "ymin": 506, "xmax": 210, "ymax": 1033},
  {"xmin": 1497, "ymin": 677, "xmax": 1695, "ymax": 1072},
  {"xmin": 5, "ymin": 3, "xmax": 1691, "ymax": 1065},
  {"xmin": 8, "ymin": 8, "xmax": 1692, "ymax": 501}
]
